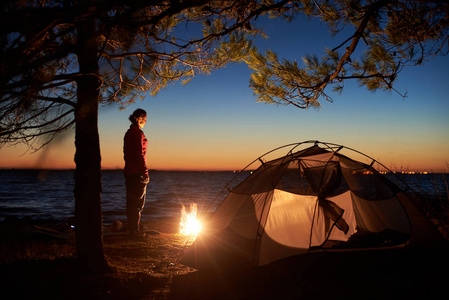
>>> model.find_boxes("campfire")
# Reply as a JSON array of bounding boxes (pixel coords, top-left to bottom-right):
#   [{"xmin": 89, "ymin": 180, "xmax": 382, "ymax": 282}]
[{"xmin": 179, "ymin": 203, "xmax": 202, "ymax": 236}]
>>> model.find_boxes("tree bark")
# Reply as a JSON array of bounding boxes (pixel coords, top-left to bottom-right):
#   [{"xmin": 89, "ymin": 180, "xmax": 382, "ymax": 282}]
[{"xmin": 74, "ymin": 16, "xmax": 112, "ymax": 275}]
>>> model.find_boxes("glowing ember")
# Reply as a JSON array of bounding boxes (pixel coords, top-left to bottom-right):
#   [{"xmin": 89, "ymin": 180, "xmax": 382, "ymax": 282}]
[{"xmin": 179, "ymin": 203, "xmax": 202, "ymax": 236}]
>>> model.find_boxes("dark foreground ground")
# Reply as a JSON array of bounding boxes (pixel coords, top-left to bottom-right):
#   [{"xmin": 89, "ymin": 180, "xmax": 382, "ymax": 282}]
[{"xmin": 1, "ymin": 218, "xmax": 448, "ymax": 300}]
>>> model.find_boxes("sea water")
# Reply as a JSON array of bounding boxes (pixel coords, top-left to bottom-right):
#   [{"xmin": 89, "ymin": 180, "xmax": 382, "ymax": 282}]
[
  {"xmin": 0, "ymin": 170, "xmax": 241, "ymax": 224},
  {"xmin": 0, "ymin": 169, "xmax": 447, "ymax": 224}
]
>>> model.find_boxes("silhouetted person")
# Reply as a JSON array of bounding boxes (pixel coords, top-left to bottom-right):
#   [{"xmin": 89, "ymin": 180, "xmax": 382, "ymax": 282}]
[{"xmin": 123, "ymin": 109, "xmax": 149, "ymax": 237}]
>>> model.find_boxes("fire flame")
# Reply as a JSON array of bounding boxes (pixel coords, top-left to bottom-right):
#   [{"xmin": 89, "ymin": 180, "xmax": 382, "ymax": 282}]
[{"xmin": 179, "ymin": 203, "xmax": 202, "ymax": 236}]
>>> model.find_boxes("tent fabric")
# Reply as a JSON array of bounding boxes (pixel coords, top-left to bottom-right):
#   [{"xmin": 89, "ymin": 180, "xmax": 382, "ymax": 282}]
[{"xmin": 182, "ymin": 141, "xmax": 447, "ymax": 269}]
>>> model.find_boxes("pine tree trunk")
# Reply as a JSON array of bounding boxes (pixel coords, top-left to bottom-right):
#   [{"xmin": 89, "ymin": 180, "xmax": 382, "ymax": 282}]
[{"xmin": 74, "ymin": 17, "xmax": 112, "ymax": 275}]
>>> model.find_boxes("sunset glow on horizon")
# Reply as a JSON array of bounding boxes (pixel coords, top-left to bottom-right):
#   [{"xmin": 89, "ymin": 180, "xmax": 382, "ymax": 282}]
[{"xmin": 1, "ymin": 129, "xmax": 448, "ymax": 173}]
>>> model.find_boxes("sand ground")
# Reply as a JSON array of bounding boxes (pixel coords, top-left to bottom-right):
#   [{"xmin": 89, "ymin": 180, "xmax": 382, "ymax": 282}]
[{"xmin": 1, "ymin": 218, "xmax": 448, "ymax": 300}]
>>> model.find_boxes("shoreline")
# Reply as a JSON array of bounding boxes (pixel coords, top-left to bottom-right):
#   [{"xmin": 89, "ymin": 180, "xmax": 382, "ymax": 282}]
[{"xmin": 0, "ymin": 218, "xmax": 195, "ymax": 299}]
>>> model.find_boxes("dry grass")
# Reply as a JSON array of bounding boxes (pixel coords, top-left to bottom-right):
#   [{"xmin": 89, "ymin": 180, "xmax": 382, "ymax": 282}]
[
  {"xmin": 1, "ymin": 206, "xmax": 449, "ymax": 300},
  {"xmin": 0, "ymin": 218, "xmax": 196, "ymax": 300}
]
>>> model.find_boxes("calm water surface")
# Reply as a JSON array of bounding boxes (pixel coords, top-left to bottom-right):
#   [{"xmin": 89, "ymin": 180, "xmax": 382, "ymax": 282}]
[
  {"xmin": 0, "ymin": 169, "xmax": 447, "ymax": 225},
  {"xmin": 0, "ymin": 170, "xmax": 241, "ymax": 224}
]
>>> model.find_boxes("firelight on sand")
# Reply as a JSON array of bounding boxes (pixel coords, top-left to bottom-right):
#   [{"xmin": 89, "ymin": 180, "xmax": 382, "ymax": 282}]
[{"xmin": 179, "ymin": 203, "xmax": 202, "ymax": 236}]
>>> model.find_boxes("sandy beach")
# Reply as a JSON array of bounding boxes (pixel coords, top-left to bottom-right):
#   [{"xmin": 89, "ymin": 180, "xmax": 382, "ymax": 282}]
[{"xmin": 1, "ymin": 217, "xmax": 448, "ymax": 300}]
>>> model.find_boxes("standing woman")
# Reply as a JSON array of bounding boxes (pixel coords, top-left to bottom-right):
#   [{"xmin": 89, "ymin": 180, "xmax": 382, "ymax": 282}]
[{"xmin": 123, "ymin": 109, "xmax": 149, "ymax": 237}]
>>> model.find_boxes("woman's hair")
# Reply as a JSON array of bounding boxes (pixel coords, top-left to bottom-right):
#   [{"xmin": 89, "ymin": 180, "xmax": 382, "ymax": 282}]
[{"xmin": 129, "ymin": 109, "xmax": 147, "ymax": 124}]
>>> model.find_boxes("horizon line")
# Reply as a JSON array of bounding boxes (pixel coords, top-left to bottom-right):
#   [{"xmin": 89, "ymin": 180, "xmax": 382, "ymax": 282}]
[{"xmin": 0, "ymin": 167, "xmax": 447, "ymax": 174}]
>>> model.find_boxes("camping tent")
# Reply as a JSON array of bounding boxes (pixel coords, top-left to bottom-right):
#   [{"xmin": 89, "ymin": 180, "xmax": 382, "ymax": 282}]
[{"xmin": 182, "ymin": 141, "xmax": 447, "ymax": 269}]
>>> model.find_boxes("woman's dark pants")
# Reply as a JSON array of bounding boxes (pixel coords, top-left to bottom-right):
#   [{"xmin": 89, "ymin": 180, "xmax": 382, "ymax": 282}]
[{"xmin": 125, "ymin": 174, "xmax": 147, "ymax": 233}]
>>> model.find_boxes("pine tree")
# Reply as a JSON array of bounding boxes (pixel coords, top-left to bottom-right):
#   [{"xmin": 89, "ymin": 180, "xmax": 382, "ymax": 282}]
[
  {"xmin": 246, "ymin": 0, "xmax": 449, "ymax": 108},
  {"xmin": 0, "ymin": 0, "xmax": 258, "ymax": 274}
]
